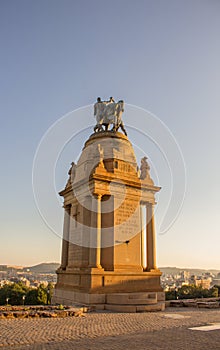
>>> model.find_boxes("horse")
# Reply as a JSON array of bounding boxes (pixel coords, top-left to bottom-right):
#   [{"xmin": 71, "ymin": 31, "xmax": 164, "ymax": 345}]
[{"xmin": 94, "ymin": 100, "xmax": 127, "ymax": 136}]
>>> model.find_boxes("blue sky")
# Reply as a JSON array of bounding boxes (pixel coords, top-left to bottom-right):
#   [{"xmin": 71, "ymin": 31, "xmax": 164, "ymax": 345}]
[{"xmin": 0, "ymin": 0, "xmax": 219, "ymax": 268}]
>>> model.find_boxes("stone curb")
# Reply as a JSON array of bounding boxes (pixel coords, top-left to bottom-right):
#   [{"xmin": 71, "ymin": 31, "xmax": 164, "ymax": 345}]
[
  {"xmin": 0, "ymin": 305, "xmax": 89, "ymax": 319},
  {"xmin": 166, "ymin": 298, "xmax": 220, "ymax": 308}
]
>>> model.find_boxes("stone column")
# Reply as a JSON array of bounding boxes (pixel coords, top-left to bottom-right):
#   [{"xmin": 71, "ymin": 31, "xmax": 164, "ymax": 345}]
[
  {"xmin": 61, "ymin": 205, "xmax": 71, "ymax": 269},
  {"xmin": 89, "ymin": 194, "xmax": 102, "ymax": 268},
  {"xmin": 140, "ymin": 204, "xmax": 147, "ymax": 269},
  {"xmin": 146, "ymin": 203, "xmax": 157, "ymax": 271}
]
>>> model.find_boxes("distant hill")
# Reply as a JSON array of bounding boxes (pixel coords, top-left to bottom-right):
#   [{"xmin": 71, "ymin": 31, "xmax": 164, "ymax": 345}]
[
  {"xmin": 159, "ymin": 266, "xmax": 220, "ymax": 276},
  {"xmin": 0, "ymin": 265, "xmax": 23, "ymax": 272},
  {"xmin": 24, "ymin": 263, "xmax": 60, "ymax": 274},
  {"xmin": 2, "ymin": 263, "xmax": 219, "ymax": 276},
  {"xmin": 0, "ymin": 263, "xmax": 60, "ymax": 274}
]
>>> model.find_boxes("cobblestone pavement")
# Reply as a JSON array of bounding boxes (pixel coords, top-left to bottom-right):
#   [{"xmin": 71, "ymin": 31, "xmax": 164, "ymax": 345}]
[{"xmin": 0, "ymin": 308, "xmax": 220, "ymax": 349}]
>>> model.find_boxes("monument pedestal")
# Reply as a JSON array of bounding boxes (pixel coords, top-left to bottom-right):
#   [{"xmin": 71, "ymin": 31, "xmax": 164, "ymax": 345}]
[{"xmin": 53, "ymin": 131, "xmax": 165, "ymax": 312}]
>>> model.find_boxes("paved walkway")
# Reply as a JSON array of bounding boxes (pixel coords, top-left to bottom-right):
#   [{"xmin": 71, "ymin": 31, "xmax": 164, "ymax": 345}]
[{"xmin": 0, "ymin": 308, "xmax": 220, "ymax": 349}]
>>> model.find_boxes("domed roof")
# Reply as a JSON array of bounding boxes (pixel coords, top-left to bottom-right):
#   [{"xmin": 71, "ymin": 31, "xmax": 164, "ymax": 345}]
[{"xmin": 73, "ymin": 131, "xmax": 138, "ymax": 185}]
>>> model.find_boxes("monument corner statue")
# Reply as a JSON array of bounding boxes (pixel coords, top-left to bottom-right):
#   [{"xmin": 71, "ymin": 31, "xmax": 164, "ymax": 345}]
[
  {"xmin": 93, "ymin": 97, "xmax": 127, "ymax": 136},
  {"xmin": 140, "ymin": 156, "xmax": 150, "ymax": 180},
  {"xmin": 65, "ymin": 161, "xmax": 76, "ymax": 188}
]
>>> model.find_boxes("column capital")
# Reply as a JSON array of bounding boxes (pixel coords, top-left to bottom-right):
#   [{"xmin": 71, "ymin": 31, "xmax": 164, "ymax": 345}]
[
  {"xmin": 63, "ymin": 203, "xmax": 72, "ymax": 210},
  {"xmin": 94, "ymin": 193, "xmax": 102, "ymax": 200},
  {"xmin": 140, "ymin": 201, "xmax": 153, "ymax": 207}
]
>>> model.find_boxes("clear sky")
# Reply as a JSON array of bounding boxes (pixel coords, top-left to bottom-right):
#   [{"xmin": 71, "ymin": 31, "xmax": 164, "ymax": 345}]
[{"xmin": 0, "ymin": 0, "xmax": 219, "ymax": 269}]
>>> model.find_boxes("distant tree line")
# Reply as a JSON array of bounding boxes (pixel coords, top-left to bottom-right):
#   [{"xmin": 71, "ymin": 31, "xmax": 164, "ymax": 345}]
[
  {"xmin": 0, "ymin": 282, "xmax": 54, "ymax": 306},
  {"xmin": 1, "ymin": 282, "xmax": 219, "ymax": 304},
  {"xmin": 166, "ymin": 284, "xmax": 219, "ymax": 300}
]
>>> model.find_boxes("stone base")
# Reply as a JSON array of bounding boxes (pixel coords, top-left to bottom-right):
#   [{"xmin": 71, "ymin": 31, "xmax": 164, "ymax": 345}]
[
  {"xmin": 52, "ymin": 289, "xmax": 165, "ymax": 313},
  {"xmin": 55, "ymin": 268, "xmax": 163, "ymax": 294},
  {"xmin": 52, "ymin": 289, "xmax": 106, "ymax": 305},
  {"xmin": 104, "ymin": 302, "xmax": 165, "ymax": 313}
]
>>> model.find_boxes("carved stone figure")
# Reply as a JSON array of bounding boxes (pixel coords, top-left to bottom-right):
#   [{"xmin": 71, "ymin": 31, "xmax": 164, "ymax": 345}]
[
  {"xmin": 93, "ymin": 97, "xmax": 127, "ymax": 136},
  {"xmin": 140, "ymin": 157, "xmax": 150, "ymax": 180},
  {"xmin": 113, "ymin": 100, "xmax": 127, "ymax": 136},
  {"xmin": 94, "ymin": 97, "xmax": 105, "ymax": 131},
  {"xmin": 97, "ymin": 144, "xmax": 105, "ymax": 167},
  {"xmin": 66, "ymin": 162, "xmax": 76, "ymax": 187},
  {"xmin": 106, "ymin": 96, "xmax": 115, "ymax": 104}
]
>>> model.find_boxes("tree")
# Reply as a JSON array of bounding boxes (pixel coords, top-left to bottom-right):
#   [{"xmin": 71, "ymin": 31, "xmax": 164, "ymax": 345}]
[
  {"xmin": 177, "ymin": 285, "xmax": 218, "ymax": 299},
  {"xmin": 165, "ymin": 290, "xmax": 176, "ymax": 300},
  {"xmin": 0, "ymin": 282, "xmax": 54, "ymax": 306},
  {"xmin": 46, "ymin": 282, "xmax": 54, "ymax": 305},
  {"xmin": 213, "ymin": 285, "xmax": 220, "ymax": 297},
  {"xmin": 36, "ymin": 284, "xmax": 47, "ymax": 305},
  {"xmin": 0, "ymin": 282, "xmax": 29, "ymax": 305},
  {"xmin": 26, "ymin": 289, "xmax": 38, "ymax": 305}
]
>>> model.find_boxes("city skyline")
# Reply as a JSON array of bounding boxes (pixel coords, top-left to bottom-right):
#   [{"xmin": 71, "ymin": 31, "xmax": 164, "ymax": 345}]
[{"xmin": 0, "ymin": 1, "xmax": 219, "ymax": 269}]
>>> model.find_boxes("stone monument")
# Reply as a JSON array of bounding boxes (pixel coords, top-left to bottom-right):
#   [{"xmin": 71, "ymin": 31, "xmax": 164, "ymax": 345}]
[{"xmin": 53, "ymin": 98, "xmax": 165, "ymax": 312}]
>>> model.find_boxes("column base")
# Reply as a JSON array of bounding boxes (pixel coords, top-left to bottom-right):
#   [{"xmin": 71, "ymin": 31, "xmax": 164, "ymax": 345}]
[
  {"xmin": 145, "ymin": 267, "xmax": 160, "ymax": 273},
  {"xmin": 88, "ymin": 264, "xmax": 103, "ymax": 269}
]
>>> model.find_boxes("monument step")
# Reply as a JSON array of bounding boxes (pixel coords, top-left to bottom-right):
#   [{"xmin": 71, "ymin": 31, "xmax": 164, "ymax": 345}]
[
  {"xmin": 106, "ymin": 292, "xmax": 157, "ymax": 305},
  {"xmin": 105, "ymin": 302, "xmax": 165, "ymax": 313}
]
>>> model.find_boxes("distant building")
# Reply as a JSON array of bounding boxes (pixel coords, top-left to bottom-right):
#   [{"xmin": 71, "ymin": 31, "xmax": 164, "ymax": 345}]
[
  {"xmin": 181, "ymin": 271, "xmax": 190, "ymax": 279},
  {"xmin": 195, "ymin": 278, "xmax": 211, "ymax": 289}
]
